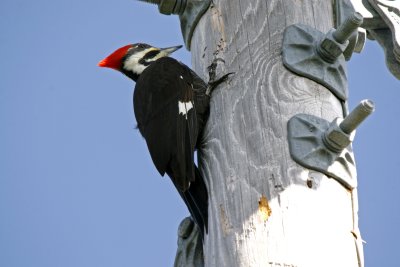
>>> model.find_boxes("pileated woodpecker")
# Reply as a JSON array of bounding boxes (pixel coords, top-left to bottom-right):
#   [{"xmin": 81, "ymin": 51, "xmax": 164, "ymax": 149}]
[{"xmin": 98, "ymin": 43, "xmax": 230, "ymax": 238}]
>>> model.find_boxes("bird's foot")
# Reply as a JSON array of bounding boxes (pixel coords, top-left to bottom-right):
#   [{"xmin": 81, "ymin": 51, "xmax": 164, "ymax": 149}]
[{"xmin": 206, "ymin": 72, "xmax": 234, "ymax": 95}]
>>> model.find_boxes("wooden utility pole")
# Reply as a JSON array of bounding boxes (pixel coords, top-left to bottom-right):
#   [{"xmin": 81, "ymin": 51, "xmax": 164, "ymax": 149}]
[
  {"xmin": 137, "ymin": 0, "xmax": 379, "ymax": 266},
  {"xmin": 189, "ymin": 1, "xmax": 362, "ymax": 266}
]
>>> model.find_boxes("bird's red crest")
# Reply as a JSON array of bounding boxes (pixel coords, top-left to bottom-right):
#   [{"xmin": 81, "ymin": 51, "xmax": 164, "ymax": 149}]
[{"xmin": 98, "ymin": 45, "xmax": 132, "ymax": 69}]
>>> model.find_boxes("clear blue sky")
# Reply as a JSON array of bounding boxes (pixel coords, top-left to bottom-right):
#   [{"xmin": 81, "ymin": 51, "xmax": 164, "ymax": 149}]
[{"xmin": 0, "ymin": 1, "xmax": 399, "ymax": 266}]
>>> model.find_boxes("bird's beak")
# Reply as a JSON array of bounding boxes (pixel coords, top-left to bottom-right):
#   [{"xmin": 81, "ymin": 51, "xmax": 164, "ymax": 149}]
[{"xmin": 159, "ymin": 45, "xmax": 183, "ymax": 56}]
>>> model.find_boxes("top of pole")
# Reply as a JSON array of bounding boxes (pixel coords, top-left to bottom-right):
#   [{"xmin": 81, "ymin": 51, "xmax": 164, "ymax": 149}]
[{"xmin": 137, "ymin": 0, "xmax": 212, "ymax": 50}]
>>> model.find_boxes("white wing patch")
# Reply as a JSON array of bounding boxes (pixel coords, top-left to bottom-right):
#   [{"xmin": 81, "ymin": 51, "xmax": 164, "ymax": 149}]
[{"xmin": 178, "ymin": 101, "xmax": 193, "ymax": 118}]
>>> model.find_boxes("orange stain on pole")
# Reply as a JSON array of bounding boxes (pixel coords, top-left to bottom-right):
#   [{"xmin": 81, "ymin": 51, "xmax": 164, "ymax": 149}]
[{"xmin": 258, "ymin": 195, "xmax": 272, "ymax": 222}]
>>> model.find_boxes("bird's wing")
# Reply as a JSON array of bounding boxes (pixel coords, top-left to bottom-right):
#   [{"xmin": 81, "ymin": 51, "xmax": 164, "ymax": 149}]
[{"xmin": 133, "ymin": 57, "xmax": 198, "ymax": 191}]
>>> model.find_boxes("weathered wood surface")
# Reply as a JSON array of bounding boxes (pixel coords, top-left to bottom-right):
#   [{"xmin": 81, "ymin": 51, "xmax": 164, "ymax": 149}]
[{"xmin": 190, "ymin": 0, "xmax": 362, "ymax": 266}]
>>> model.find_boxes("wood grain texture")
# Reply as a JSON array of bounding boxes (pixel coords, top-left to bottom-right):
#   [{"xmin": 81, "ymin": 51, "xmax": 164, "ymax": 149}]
[{"xmin": 190, "ymin": 0, "xmax": 362, "ymax": 266}]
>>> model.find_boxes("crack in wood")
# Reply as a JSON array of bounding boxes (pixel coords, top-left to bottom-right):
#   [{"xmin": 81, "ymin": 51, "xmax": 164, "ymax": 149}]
[{"xmin": 219, "ymin": 204, "xmax": 232, "ymax": 236}]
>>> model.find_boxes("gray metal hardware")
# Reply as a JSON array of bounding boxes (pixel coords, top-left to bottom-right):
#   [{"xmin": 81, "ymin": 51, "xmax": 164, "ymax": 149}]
[
  {"xmin": 350, "ymin": 0, "xmax": 386, "ymax": 28},
  {"xmin": 350, "ymin": 0, "xmax": 400, "ymax": 79},
  {"xmin": 287, "ymin": 100, "xmax": 375, "ymax": 189},
  {"xmin": 282, "ymin": 12, "xmax": 363, "ymax": 101},
  {"xmin": 335, "ymin": 0, "xmax": 366, "ymax": 59},
  {"xmin": 174, "ymin": 217, "xmax": 204, "ymax": 267},
  {"xmin": 318, "ymin": 12, "xmax": 363, "ymax": 62},
  {"xmin": 138, "ymin": 0, "xmax": 211, "ymax": 50},
  {"xmin": 368, "ymin": 28, "xmax": 400, "ymax": 79},
  {"xmin": 368, "ymin": 0, "xmax": 400, "ymax": 61},
  {"xmin": 339, "ymin": 99, "xmax": 375, "ymax": 134}
]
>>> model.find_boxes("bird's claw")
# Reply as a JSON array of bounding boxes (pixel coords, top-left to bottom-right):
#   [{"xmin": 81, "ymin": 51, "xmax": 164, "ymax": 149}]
[{"xmin": 206, "ymin": 72, "xmax": 234, "ymax": 95}]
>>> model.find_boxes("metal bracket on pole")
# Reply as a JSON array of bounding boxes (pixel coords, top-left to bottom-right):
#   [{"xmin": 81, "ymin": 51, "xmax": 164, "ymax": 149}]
[
  {"xmin": 287, "ymin": 100, "xmax": 375, "ymax": 189},
  {"xmin": 350, "ymin": 0, "xmax": 400, "ymax": 79},
  {"xmin": 282, "ymin": 12, "xmax": 363, "ymax": 101},
  {"xmin": 174, "ymin": 217, "xmax": 204, "ymax": 267},
  {"xmin": 138, "ymin": 0, "xmax": 211, "ymax": 50},
  {"xmin": 367, "ymin": 0, "xmax": 400, "ymax": 61}
]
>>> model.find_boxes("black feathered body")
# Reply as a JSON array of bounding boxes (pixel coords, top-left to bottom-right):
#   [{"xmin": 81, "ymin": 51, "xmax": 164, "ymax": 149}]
[{"xmin": 133, "ymin": 57, "xmax": 209, "ymax": 236}]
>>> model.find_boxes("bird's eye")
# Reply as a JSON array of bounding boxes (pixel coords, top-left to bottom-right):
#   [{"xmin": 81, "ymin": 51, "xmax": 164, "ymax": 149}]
[
  {"xmin": 144, "ymin": 50, "xmax": 159, "ymax": 59},
  {"xmin": 137, "ymin": 44, "xmax": 146, "ymax": 48}
]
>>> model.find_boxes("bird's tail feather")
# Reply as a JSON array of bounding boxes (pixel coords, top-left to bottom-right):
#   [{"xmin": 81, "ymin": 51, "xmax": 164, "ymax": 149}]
[{"xmin": 171, "ymin": 166, "xmax": 208, "ymax": 240}]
